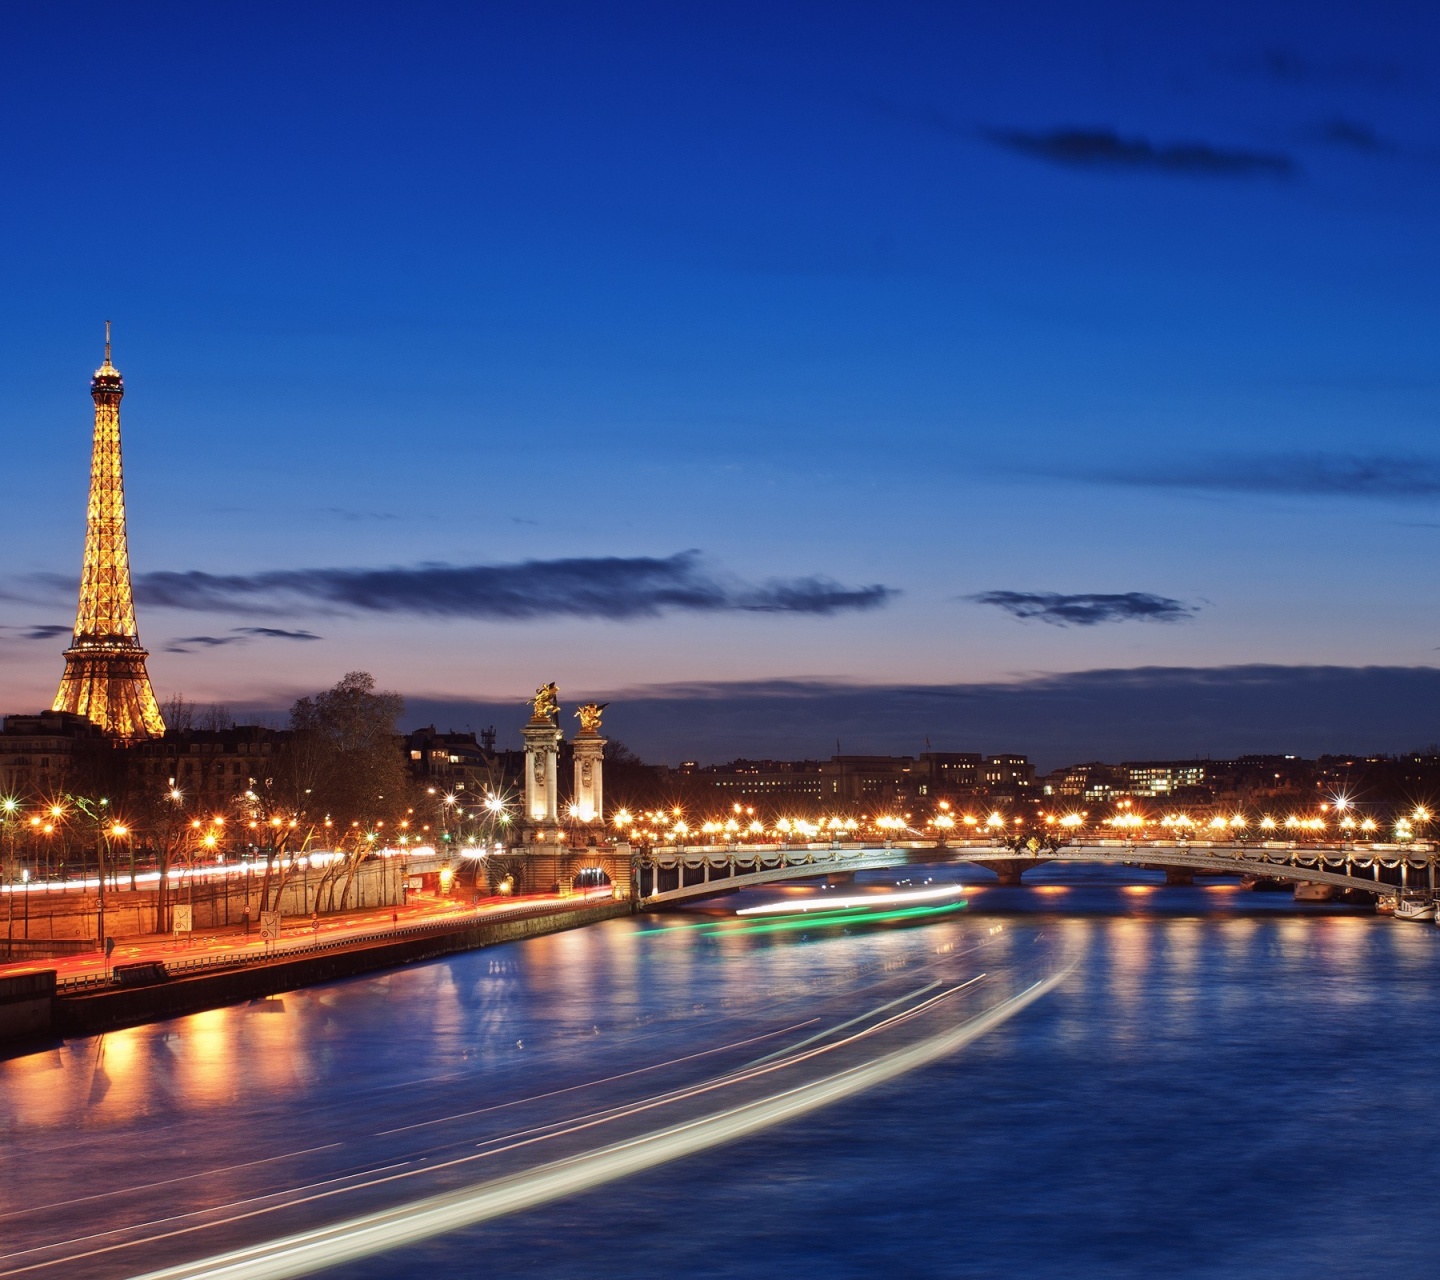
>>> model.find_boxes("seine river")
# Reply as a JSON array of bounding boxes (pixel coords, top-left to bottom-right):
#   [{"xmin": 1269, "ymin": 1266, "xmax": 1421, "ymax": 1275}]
[{"xmin": 3, "ymin": 865, "xmax": 1438, "ymax": 1279}]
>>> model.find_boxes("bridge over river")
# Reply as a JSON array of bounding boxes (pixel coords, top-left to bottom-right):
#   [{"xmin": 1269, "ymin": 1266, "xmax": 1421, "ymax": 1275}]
[{"xmin": 635, "ymin": 838, "xmax": 1440, "ymax": 907}]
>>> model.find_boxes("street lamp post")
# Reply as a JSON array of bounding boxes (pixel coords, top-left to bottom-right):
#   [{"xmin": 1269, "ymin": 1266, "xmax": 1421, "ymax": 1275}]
[{"xmin": 2, "ymin": 797, "xmax": 19, "ymax": 948}]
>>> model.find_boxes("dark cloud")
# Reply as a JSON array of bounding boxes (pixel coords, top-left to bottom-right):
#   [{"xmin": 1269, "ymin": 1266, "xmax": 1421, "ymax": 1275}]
[
  {"xmin": 984, "ymin": 127, "xmax": 1295, "ymax": 177},
  {"xmin": 968, "ymin": 591, "xmax": 1196, "ymax": 627},
  {"xmin": 135, "ymin": 552, "xmax": 896, "ymax": 621},
  {"xmin": 326, "ymin": 507, "xmax": 401, "ymax": 523},
  {"xmin": 1312, "ymin": 118, "xmax": 1389, "ymax": 152},
  {"xmin": 234, "ymin": 627, "xmax": 323, "ymax": 641},
  {"xmin": 401, "ymin": 665, "xmax": 1440, "ymax": 772},
  {"xmin": 1255, "ymin": 48, "xmax": 1401, "ymax": 90},
  {"xmin": 163, "ymin": 635, "xmax": 246, "ymax": 654},
  {"xmin": 11, "ymin": 624, "xmax": 71, "ymax": 641},
  {"xmin": 1094, "ymin": 452, "xmax": 1440, "ymax": 499}
]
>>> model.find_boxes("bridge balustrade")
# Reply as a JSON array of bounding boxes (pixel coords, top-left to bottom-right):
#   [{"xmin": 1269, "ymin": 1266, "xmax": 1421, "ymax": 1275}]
[{"xmin": 632, "ymin": 838, "xmax": 1440, "ymax": 906}]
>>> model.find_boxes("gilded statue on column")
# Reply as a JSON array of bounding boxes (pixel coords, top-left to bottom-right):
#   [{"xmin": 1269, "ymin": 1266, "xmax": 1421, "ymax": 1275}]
[
  {"xmin": 531, "ymin": 682, "xmax": 560, "ymax": 722},
  {"xmin": 575, "ymin": 702, "xmax": 608, "ymax": 733}
]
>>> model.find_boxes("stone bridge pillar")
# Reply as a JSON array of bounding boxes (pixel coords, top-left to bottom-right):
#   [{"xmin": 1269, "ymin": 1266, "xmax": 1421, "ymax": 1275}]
[
  {"xmin": 989, "ymin": 859, "xmax": 1032, "ymax": 887},
  {"xmin": 571, "ymin": 729, "xmax": 605, "ymax": 825},
  {"xmin": 523, "ymin": 717, "xmax": 562, "ymax": 825}
]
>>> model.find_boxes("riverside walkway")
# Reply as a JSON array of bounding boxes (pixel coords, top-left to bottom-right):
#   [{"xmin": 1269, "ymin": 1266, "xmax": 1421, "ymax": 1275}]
[{"xmin": 0, "ymin": 889, "xmax": 615, "ymax": 989}]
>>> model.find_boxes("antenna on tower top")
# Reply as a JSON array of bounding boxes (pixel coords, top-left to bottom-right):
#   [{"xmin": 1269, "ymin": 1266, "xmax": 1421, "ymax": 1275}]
[{"xmin": 104, "ymin": 320, "xmax": 112, "ymax": 364}]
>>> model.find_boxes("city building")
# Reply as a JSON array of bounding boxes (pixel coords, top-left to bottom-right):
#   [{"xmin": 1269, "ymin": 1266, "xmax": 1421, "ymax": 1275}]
[
  {"xmin": 127, "ymin": 727, "xmax": 289, "ymax": 808},
  {"xmin": 982, "ymin": 754, "xmax": 1035, "ymax": 796},
  {"xmin": 0, "ymin": 711, "xmax": 108, "ymax": 798}
]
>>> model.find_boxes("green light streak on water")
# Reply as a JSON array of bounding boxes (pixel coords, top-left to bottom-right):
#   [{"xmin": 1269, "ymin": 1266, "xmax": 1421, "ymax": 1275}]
[
  {"xmin": 723, "ymin": 899, "xmax": 967, "ymax": 935},
  {"xmin": 641, "ymin": 896, "xmax": 968, "ymax": 937}
]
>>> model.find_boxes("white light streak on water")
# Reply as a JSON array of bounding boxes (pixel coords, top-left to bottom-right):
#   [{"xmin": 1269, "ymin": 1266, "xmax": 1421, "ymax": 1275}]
[
  {"xmin": 736, "ymin": 884, "xmax": 966, "ymax": 916},
  {"xmin": 127, "ymin": 968, "xmax": 1070, "ymax": 1280}
]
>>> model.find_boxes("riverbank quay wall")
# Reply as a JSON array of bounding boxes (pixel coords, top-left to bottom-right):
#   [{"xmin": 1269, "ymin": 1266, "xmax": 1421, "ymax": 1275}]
[
  {"xmin": 0, "ymin": 858, "xmax": 406, "ymax": 943},
  {"xmin": 2, "ymin": 900, "xmax": 630, "ymax": 1049}
]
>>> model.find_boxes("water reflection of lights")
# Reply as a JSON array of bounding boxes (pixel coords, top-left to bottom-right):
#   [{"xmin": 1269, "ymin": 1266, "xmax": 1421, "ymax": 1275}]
[
  {"xmin": 1121, "ymin": 886, "xmax": 1156, "ymax": 896},
  {"xmin": 737, "ymin": 885, "xmax": 965, "ymax": 917}
]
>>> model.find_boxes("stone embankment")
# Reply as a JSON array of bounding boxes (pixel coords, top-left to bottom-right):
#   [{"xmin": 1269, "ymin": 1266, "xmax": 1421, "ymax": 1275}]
[{"xmin": 1, "ymin": 899, "xmax": 631, "ymax": 1050}]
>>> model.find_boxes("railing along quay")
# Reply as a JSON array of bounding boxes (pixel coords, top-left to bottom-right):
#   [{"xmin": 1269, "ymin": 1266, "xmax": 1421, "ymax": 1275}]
[{"xmin": 54, "ymin": 896, "xmax": 609, "ymax": 994}]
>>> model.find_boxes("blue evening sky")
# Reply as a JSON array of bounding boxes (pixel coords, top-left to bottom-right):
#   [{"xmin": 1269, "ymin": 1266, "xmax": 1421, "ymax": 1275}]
[{"xmin": 3, "ymin": 1, "xmax": 1439, "ymax": 762}]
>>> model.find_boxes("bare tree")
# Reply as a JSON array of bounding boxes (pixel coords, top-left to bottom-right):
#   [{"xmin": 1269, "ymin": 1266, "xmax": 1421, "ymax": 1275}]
[
  {"xmin": 197, "ymin": 704, "xmax": 235, "ymax": 731},
  {"xmin": 161, "ymin": 693, "xmax": 195, "ymax": 732},
  {"xmin": 289, "ymin": 673, "xmax": 412, "ymax": 913}
]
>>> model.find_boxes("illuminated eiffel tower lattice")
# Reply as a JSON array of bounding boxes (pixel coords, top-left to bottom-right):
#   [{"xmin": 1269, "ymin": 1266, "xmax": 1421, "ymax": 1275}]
[{"xmin": 51, "ymin": 324, "xmax": 165, "ymax": 739}]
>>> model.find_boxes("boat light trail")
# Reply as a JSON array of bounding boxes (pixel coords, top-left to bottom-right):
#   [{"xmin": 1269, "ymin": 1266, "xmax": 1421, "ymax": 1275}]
[
  {"xmin": 725, "ymin": 899, "xmax": 967, "ymax": 935},
  {"xmin": 737, "ymin": 884, "xmax": 965, "ymax": 916},
  {"xmin": 126, "ymin": 965, "xmax": 1072, "ymax": 1280}
]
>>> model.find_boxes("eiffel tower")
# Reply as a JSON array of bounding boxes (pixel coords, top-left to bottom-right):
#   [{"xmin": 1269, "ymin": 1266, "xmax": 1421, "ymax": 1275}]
[{"xmin": 51, "ymin": 324, "xmax": 165, "ymax": 739}]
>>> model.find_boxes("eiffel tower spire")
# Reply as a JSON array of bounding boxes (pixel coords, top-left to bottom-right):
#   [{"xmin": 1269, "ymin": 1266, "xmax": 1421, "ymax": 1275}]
[{"xmin": 51, "ymin": 325, "xmax": 165, "ymax": 739}]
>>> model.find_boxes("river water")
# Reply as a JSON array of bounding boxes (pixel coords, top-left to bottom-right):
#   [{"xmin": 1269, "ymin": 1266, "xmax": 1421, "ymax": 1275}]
[{"xmin": 2, "ymin": 864, "xmax": 1438, "ymax": 1279}]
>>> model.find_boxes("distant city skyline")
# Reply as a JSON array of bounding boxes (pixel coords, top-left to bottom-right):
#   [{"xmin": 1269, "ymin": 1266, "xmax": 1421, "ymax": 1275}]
[{"xmin": 4, "ymin": 3, "xmax": 1440, "ymax": 764}]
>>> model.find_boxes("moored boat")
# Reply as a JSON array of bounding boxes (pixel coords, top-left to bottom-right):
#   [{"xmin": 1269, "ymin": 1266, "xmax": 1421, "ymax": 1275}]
[
  {"xmin": 1293, "ymin": 881, "xmax": 1336, "ymax": 902},
  {"xmin": 1393, "ymin": 895, "xmax": 1436, "ymax": 922}
]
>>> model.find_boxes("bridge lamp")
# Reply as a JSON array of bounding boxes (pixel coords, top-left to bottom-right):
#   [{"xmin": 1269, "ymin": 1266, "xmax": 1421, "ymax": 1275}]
[
  {"xmin": 1059, "ymin": 814, "xmax": 1082, "ymax": 828},
  {"xmin": 986, "ymin": 813, "xmax": 1004, "ymax": 829},
  {"xmin": 1361, "ymin": 818, "xmax": 1377, "ymax": 833},
  {"xmin": 1260, "ymin": 816, "xmax": 1277, "ymax": 830},
  {"xmin": 1229, "ymin": 815, "xmax": 1245, "ymax": 828}
]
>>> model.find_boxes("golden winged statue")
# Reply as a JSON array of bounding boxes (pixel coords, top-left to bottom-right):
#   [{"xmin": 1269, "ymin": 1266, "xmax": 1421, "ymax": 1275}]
[
  {"xmin": 575, "ymin": 702, "xmax": 608, "ymax": 733},
  {"xmin": 531, "ymin": 682, "xmax": 560, "ymax": 721}
]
